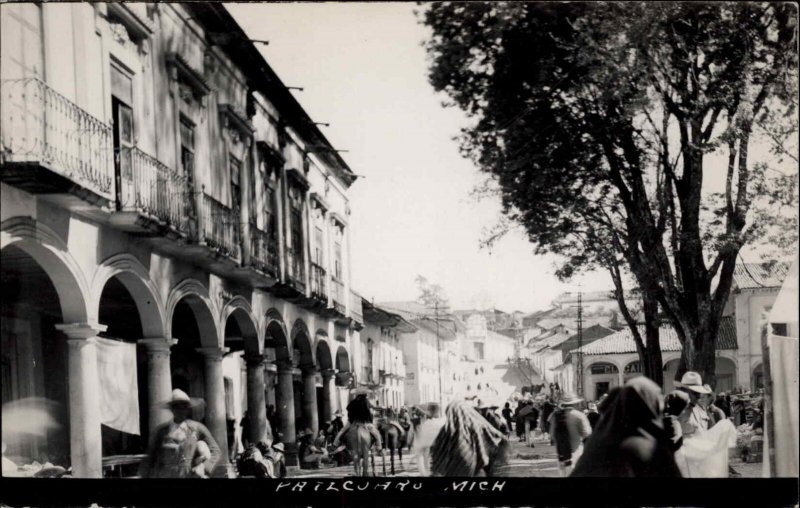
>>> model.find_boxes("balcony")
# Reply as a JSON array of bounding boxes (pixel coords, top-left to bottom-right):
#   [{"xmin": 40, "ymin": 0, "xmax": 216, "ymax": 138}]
[
  {"xmin": 272, "ymin": 247, "xmax": 306, "ymax": 301},
  {"xmin": 311, "ymin": 263, "xmax": 328, "ymax": 309},
  {"xmin": 1, "ymin": 78, "xmax": 114, "ymax": 209},
  {"xmin": 239, "ymin": 221, "xmax": 279, "ymax": 286},
  {"xmin": 195, "ymin": 193, "xmax": 240, "ymax": 264},
  {"xmin": 321, "ymin": 277, "xmax": 348, "ymax": 323},
  {"xmin": 109, "ymin": 147, "xmax": 188, "ymax": 238}
]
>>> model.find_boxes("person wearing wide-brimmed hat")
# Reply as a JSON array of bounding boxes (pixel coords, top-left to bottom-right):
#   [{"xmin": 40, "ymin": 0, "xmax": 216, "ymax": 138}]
[
  {"xmin": 332, "ymin": 386, "xmax": 382, "ymax": 451},
  {"xmin": 140, "ymin": 389, "xmax": 221, "ymax": 478},
  {"xmin": 548, "ymin": 392, "xmax": 592, "ymax": 476},
  {"xmin": 674, "ymin": 371, "xmax": 713, "ymax": 438}
]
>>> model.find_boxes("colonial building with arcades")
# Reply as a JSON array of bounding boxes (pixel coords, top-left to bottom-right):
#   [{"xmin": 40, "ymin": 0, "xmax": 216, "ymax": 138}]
[{"xmin": 1, "ymin": 2, "xmax": 363, "ymax": 477}]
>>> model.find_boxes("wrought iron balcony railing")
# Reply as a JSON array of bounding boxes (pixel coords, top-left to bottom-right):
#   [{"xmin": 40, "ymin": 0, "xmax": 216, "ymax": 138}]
[
  {"xmin": 199, "ymin": 193, "xmax": 240, "ymax": 259},
  {"xmin": 1, "ymin": 78, "xmax": 114, "ymax": 198},
  {"xmin": 119, "ymin": 147, "xmax": 188, "ymax": 230},
  {"xmin": 247, "ymin": 221, "xmax": 279, "ymax": 277},
  {"xmin": 310, "ymin": 262, "xmax": 327, "ymax": 301}
]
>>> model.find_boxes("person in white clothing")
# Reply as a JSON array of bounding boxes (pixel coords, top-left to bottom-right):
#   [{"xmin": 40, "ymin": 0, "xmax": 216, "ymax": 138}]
[{"xmin": 412, "ymin": 402, "xmax": 445, "ymax": 476}]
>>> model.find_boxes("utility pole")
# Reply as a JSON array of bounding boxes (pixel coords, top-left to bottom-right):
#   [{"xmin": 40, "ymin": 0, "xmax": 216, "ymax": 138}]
[
  {"xmin": 576, "ymin": 290, "xmax": 584, "ymax": 397},
  {"xmin": 435, "ymin": 300, "xmax": 443, "ymax": 407}
]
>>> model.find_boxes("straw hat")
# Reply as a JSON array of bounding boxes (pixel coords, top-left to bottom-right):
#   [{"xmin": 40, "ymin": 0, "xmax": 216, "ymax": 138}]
[
  {"xmin": 163, "ymin": 389, "xmax": 203, "ymax": 409},
  {"xmin": 675, "ymin": 371, "xmax": 712, "ymax": 394},
  {"xmin": 352, "ymin": 387, "xmax": 370, "ymax": 396},
  {"xmin": 334, "ymin": 410, "xmax": 343, "ymax": 417},
  {"xmin": 559, "ymin": 392, "xmax": 584, "ymax": 406},
  {"xmin": 272, "ymin": 442, "xmax": 285, "ymax": 453}
]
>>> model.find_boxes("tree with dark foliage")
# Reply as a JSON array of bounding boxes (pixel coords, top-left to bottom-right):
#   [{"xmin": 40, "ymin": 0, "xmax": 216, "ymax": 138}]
[{"xmin": 422, "ymin": 2, "xmax": 798, "ymax": 387}]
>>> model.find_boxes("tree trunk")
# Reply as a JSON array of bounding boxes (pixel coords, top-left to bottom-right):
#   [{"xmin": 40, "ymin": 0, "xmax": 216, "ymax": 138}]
[{"xmin": 641, "ymin": 297, "xmax": 664, "ymax": 387}]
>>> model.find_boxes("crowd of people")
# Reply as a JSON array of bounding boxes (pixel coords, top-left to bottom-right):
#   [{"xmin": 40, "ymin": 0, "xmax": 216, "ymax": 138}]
[{"xmin": 128, "ymin": 369, "xmax": 747, "ymax": 479}]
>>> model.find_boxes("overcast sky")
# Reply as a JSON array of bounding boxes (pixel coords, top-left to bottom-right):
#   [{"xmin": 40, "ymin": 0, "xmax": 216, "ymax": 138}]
[{"xmin": 227, "ymin": 2, "xmax": 796, "ymax": 314}]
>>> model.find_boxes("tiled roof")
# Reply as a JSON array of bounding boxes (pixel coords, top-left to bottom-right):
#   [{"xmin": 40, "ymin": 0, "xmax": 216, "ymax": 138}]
[
  {"xmin": 733, "ymin": 262, "xmax": 789, "ymax": 290},
  {"xmin": 572, "ymin": 316, "xmax": 737, "ymax": 355},
  {"xmin": 553, "ymin": 324, "xmax": 618, "ymax": 352}
]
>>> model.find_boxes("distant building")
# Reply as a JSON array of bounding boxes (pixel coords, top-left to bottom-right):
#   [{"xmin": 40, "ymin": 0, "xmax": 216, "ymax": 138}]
[
  {"xmin": 359, "ymin": 300, "xmax": 416, "ymax": 409},
  {"xmin": 452, "ymin": 312, "xmax": 534, "ymax": 406},
  {"xmin": 380, "ymin": 302, "xmax": 461, "ymax": 407},
  {"xmin": 555, "ymin": 261, "xmax": 790, "ymax": 399}
]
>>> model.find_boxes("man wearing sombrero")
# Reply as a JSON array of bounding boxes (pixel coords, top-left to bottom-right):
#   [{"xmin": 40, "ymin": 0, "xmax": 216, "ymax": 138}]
[
  {"xmin": 548, "ymin": 392, "xmax": 592, "ymax": 476},
  {"xmin": 674, "ymin": 371, "xmax": 713, "ymax": 438},
  {"xmin": 332, "ymin": 386, "xmax": 382, "ymax": 451},
  {"xmin": 140, "ymin": 389, "xmax": 221, "ymax": 478}
]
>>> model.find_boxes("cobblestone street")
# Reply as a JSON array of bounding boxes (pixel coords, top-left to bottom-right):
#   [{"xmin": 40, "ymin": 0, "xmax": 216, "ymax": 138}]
[
  {"xmin": 289, "ymin": 436, "xmax": 763, "ymax": 478},
  {"xmin": 290, "ymin": 437, "xmax": 562, "ymax": 478}
]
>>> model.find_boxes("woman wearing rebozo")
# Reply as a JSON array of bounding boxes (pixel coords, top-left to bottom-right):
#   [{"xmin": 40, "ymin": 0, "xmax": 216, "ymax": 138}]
[{"xmin": 429, "ymin": 400, "xmax": 510, "ymax": 477}]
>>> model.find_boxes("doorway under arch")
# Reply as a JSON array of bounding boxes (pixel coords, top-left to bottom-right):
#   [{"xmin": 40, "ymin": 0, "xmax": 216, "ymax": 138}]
[{"xmin": 1, "ymin": 245, "xmax": 72, "ymax": 468}]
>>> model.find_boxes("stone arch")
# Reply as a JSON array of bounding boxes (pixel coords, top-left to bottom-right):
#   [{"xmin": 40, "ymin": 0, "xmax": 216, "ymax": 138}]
[
  {"xmin": 335, "ymin": 345, "xmax": 351, "ymax": 373},
  {"xmin": 715, "ymin": 355, "xmax": 737, "ymax": 392},
  {"xmin": 263, "ymin": 308, "xmax": 290, "ymax": 364},
  {"xmin": 220, "ymin": 297, "xmax": 259, "ymax": 355},
  {"xmin": 291, "ymin": 319, "xmax": 314, "ymax": 369},
  {"xmin": 315, "ymin": 334, "xmax": 333, "ymax": 371},
  {"xmin": 166, "ymin": 278, "xmax": 219, "ymax": 347},
  {"xmin": 752, "ymin": 362, "xmax": 764, "ymax": 390},
  {"xmin": 1, "ymin": 217, "xmax": 90, "ymax": 323},
  {"xmin": 91, "ymin": 253, "xmax": 165, "ymax": 338}
]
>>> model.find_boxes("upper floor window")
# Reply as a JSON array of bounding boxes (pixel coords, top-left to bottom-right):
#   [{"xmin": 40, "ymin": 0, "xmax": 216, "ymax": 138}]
[
  {"xmin": 1, "ymin": 3, "xmax": 43, "ymax": 80},
  {"xmin": 179, "ymin": 118, "xmax": 195, "ymax": 186},
  {"xmin": 367, "ymin": 339, "xmax": 374, "ymax": 379},
  {"xmin": 258, "ymin": 146, "xmax": 280, "ymax": 240},
  {"xmin": 334, "ymin": 242, "xmax": 342, "ymax": 280},
  {"xmin": 229, "ymin": 156, "xmax": 241, "ymax": 211},
  {"xmin": 314, "ymin": 226, "xmax": 324, "ymax": 265},
  {"xmin": 111, "ymin": 65, "xmax": 134, "ymax": 206},
  {"xmin": 288, "ymin": 186, "xmax": 304, "ymax": 255}
]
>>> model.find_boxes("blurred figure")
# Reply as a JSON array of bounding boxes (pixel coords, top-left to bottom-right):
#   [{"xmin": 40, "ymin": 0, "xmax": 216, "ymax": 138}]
[
  {"xmin": 672, "ymin": 373, "xmax": 737, "ymax": 477},
  {"xmin": 699, "ymin": 385, "xmax": 727, "ymax": 426},
  {"xmin": 298, "ymin": 429, "xmax": 331, "ymax": 469},
  {"xmin": 332, "ymin": 388, "xmax": 382, "ymax": 450},
  {"xmin": 140, "ymin": 389, "xmax": 220, "ymax": 478},
  {"xmin": 412, "ymin": 403, "xmax": 445, "ymax": 476},
  {"xmin": 240, "ymin": 410, "xmax": 251, "ymax": 449},
  {"xmin": 502, "ymin": 403, "xmax": 514, "ymax": 437},
  {"xmin": 572, "ymin": 377, "xmax": 682, "ymax": 477},
  {"xmin": 585, "ymin": 402, "xmax": 601, "ymax": 430},
  {"xmin": 675, "ymin": 371, "xmax": 712, "ymax": 438},
  {"xmin": 266, "ymin": 405, "xmax": 278, "ymax": 439},
  {"xmin": 430, "ymin": 401, "xmax": 509, "ymax": 477},
  {"xmin": 549, "ymin": 393, "xmax": 591, "ymax": 476},
  {"xmin": 540, "ymin": 397, "xmax": 556, "ymax": 444}
]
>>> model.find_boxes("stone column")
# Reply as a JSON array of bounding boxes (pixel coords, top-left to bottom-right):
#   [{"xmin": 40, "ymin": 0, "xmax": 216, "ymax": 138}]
[
  {"xmin": 302, "ymin": 366, "xmax": 319, "ymax": 436},
  {"xmin": 244, "ymin": 354, "xmax": 268, "ymax": 444},
  {"xmin": 320, "ymin": 369, "xmax": 335, "ymax": 425},
  {"xmin": 197, "ymin": 346, "xmax": 230, "ymax": 476},
  {"xmin": 56, "ymin": 322, "xmax": 106, "ymax": 479},
  {"xmin": 276, "ymin": 364, "xmax": 298, "ymax": 465},
  {"xmin": 138, "ymin": 338, "xmax": 177, "ymax": 435}
]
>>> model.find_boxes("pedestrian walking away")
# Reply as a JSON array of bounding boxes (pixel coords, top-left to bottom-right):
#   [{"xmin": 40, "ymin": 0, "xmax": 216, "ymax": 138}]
[
  {"xmin": 548, "ymin": 392, "xmax": 591, "ymax": 476},
  {"xmin": 430, "ymin": 400, "xmax": 509, "ymax": 477},
  {"xmin": 572, "ymin": 377, "xmax": 682, "ymax": 477}
]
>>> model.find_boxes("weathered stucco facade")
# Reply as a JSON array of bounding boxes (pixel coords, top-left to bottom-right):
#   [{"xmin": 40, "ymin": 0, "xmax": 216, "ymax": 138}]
[{"xmin": 1, "ymin": 2, "xmax": 363, "ymax": 477}]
